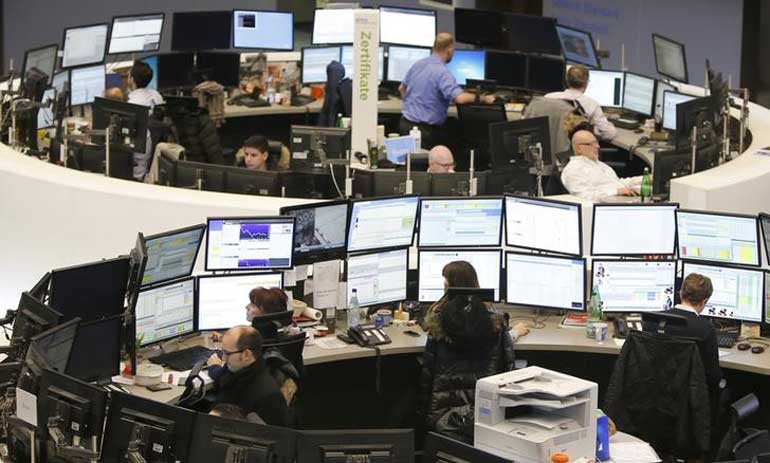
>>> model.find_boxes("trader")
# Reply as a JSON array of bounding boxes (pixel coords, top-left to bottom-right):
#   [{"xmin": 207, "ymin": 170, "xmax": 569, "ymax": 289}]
[
  {"xmin": 399, "ymin": 33, "xmax": 493, "ymax": 149},
  {"xmin": 237, "ymin": 135, "xmax": 271, "ymax": 171},
  {"xmin": 127, "ymin": 61, "xmax": 164, "ymax": 180},
  {"xmin": 426, "ymin": 145, "xmax": 455, "ymax": 173}
]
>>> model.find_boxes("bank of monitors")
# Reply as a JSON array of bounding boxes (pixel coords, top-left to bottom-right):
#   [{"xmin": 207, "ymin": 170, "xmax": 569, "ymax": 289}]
[
  {"xmin": 312, "ymin": 8, "xmax": 354, "ymax": 45},
  {"xmin": 485, "ymin": 51, "xmax": 527, "ymax": 88},
  {"xmin": 22, "ymin": 44, "xmax": 57, "ymax": 85},
  {"xmin": 62, "ymin": 23, "xmax": 109, "ymax": 68},
  {"xmin": 197, "ymin": 273, "xmax": 283, "ymax": 331},
  {"xmin": 506, "ymin": 252, "xmax": 586, "ymax": 311},
  {"xmin": 653, "ymin": 33, "xmax": 688, "ymax": 83},
  {"xmin": 205, "ymin": 217, "xmax": 295, "ymax": 271},
  {"xmin": 188, "ymin": 415, "xmax": 297, "ymax": 463},
  {"xmin": 49, "ymin": 257, "xmax": 130, "ymax": 322},
  {"xmin": 446, "ymin": 49, "xmax": 485, "ymax": 86},
  {"xmin": 386, "ymin": 46, "xmax": 431, "ymax": 83},
  {"xmin": 379, "ymin": 6, "xmax": 436, "ymax": 48},
  {"xmin": 584, "ymin": 70, "xmax": 624, "ymax": 108},
  {"xmin": 418, "ymin": 250, "xmax": 501, "ymax": 302},
  {"xmin": 505, "ymin": 196, "xmax": 582, "ymax": 256},
  {"xmin": 418, "ymin": 197, "xmax": 503, "ymax": 248},
  {"xmin": 136, "ymin": 277, "xmax": 195, "ymax": 347},
  {"xmin": 682, "ymin": 261, "xmax": 764, "ymax": 323},
  {"xmin": 676, "ymin": 210, "xmax": 760, "ymax": 267},
  {"xmin": 142, "ymin": 224, "xmax": 206, "ymax": 288},
  {"xmin": 623, "ymin": 72, "xmax": 656, "ymax": 117},
  {"xmin": 171, "ymin": 11, "xmax": 231, "ymax": 51},
  {"xmin": 347, "ymin": 249, "xmax": 408, "ymax": 308},
  {"xmin": 556, "ymin": 24, "xmax": 599, "ymax": 69},
  {"xmin": 592, "ymin": 260, "xmax": 676, "ymax": 313},
  {"xmin": 108, "ymin": 13, "xmax": 164, "ymax": 54},
  {"xmin": 301, "ymin": 46, "xmax": 341, "ymax": 85},
  {"xmin": 69, "ymin": 64, "xmax": 105, "ymax": 106},
  {"xmin": 280, "ymin": 200, "xmax": 350, "ymax": 265},
  {"xmin": 662, "ymin": 90, "xmax": 696, "ymax": 131},
  {"xmin": 233, "ymin": 10, "xmax": 294, "ymax": 50},
  {"xmin": 341, "ymin": 45, "xmax": 384, "ymax": 81},
  {"xmin": 592, "ymin": 204, "xmax": 678, "ymax": 257},
  {"xmin": 347, "ymin": 196, "xmax": 419, "ymax": 253}
]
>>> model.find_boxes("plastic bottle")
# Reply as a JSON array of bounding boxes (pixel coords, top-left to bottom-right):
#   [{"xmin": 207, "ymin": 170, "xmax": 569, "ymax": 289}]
[
  {"xmin": 409, "ymin": 126, "xmax": 421, "ymax": 150},
  {"xmin": 586, "ymin": 286, "xmax": 603, "ymax": 338},
  {"xmin": 347, "ymin": 289, "xmax": 361, "ymax": 328},
  {"xmin": 337, "ymin": 113, "xmax": 344, "ymax": 128},
  {"xmin": 640, "ymin": 167, "xmax": 652, "ymax": 202}
]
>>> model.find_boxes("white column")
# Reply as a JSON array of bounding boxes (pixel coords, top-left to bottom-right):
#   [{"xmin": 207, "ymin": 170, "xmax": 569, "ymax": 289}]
[{"xmin": 352, "ymin": 9, "xmax": 380, "ymax": 156}]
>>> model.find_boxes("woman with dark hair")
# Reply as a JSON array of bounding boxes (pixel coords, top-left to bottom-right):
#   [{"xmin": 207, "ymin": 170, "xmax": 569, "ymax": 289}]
[{"xmin": 246, "ymin": 287, "xmax": 288, "ymax": 321}]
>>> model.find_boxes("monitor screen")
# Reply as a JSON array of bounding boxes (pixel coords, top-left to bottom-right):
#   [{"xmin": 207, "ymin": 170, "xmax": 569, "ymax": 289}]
[
  {"xmin": 418, "ymin": 250, "xmax": 501, "ymax": 302},
  {"xmin": 592, "ymin": 204, "xmax": 678, "ymax": 256},
  {"xmin": 454, "ymin": 8, "xmax": 503, "ymax": 48},
  {"xmin": 23, "ymin": 45, "xmax": 57, "ymax": 85},
  {"xmin": 584, "ymin": 70, "xmax": 624, "ymax": 108},
  {"xmin": 233, "ymin": 10, "xmax": 294, "ymax": 50},
  {"xmin": 682, "ymin": 262, "xmax": 764, "ymax": 323},
  {"xmin": 662, "ymin": 91, "xmax": 696, "ymax": 131},
  {"xmin": 37, "ymin": 88, "xmax": 56, "ymax": 129},
  {"xmin": 156, "ymin": 53, "xmax": 195, "ymax": 89},
  {"xmin": 386, "ymin": 46, "xmax": 431, "ymax": 82},
  {"xmin": 66, "ymin": 317, "xmax": 121, "ymax": 383},
  {"xmin": 527, "ymin": 56, "xmax": 565, "ymax": 93},
  {"xmin": 623, "ymin": 72, "xmax": 656, "ymax": 116},
  {"xmin": 341, "ymin": 45, "xmax": 384, "ymax": 81},
  {"xmin": 312, "ymin": 8, "xmax": 354, "ymax": 45},
  {"xmin": 760, "ymin": 213, "xmax": 770, "ymax": 267},
  {"xmin": 69, "ymin": 64, "xmax": 105, "ymax": 106},
  {"xmin": 62, "ymin": 24, "xmax": 109, "ymax": 68},
  {"xmin": 506, "ymin": 252, "xmax": 586, "ymax": 311},
  {"xmin": 446, "ymin": 49, "xmax": 485, "ymax": 86},
  {"xmin": 142, "ymin": 225, "xmax": 206, "ymax": 288},
  {"xmin": 592, "ymin": 260, "xmax": 676, "ymax": 312},
  {"xmin": 347, "ymin": 249, "xmax": 408, "ymax": 307},
  {"xmin": 141, "ymin": 55, "xmax": 158, "ymax": 91},
  {"xmin": 53, "ymin": 71, "xmax": 69, "ymax": 95},
  {"xmin": 654, "ymin": 80, "xmax": 676, "ymax": 121},
  {"xmin": 505, "ymin": 196, "xmax": 582, "ymax": 256},
  {"xmin": 419, "ymin": 197, "xmax": 503, "ymax": 247},
  {"xmin": 677, "ymin": 210, "xmax": 760, "ymax": 267},
  {"xmin": 347, "ymin": 196, "xmax": 419, "ymax": 253},
  {"xmin": 503, "ymin": 14, "xmax": 561, "ymax": 55},
  {"xmin": 171, "ymin": 11, "xmax": 231, "ymax": 51},
  {"xmin": 206, "ymin": 217, "xmax": 294, "ymax": 271},
  {"xmin": 197, "ymin": 273, "xmax": 283, "ymax": 331},
  {"xmin": 384, "ymin": 135, "xmax": 417, "ymax": 165},
  {"xmin": 653, "ymin": 33, "xmax": 688, "ymax": 83},
  {"xmin": 108, "ymin": 14, "xmax": 164, "ymax": 54},
  {"xmin": 49, "ymin": 257, "xmax": 130, "ymax": 322},
  {"xmin": 555, "ymin": 24, "xmax": 599, "ymax": 68},
  {"xmin": 485, "ymin": 51, "xmax": 526, "ymax": 88},
  {"xmin": 379, "ymin": 6, "xmax": 436, "ymax": 48},
  {"xmin": 301, "ymin": 46, "xmax": 341, "ymax": 85},
  {"xmin": 135, "ymin": 278, "xmax": 195, "ymax": 347},
  {"xmin": 281, "ymin": 201, "xmax": 349, "ymax": 263}
]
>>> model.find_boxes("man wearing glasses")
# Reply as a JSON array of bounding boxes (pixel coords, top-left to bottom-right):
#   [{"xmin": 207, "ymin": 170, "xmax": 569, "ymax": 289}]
[
  {"xmin": 427, "ymin": 145, "xmax": 455, "ymax": 173},
  {"xmin": 207, "ymin": 326, "xmax": 289, "ymax": 426}
]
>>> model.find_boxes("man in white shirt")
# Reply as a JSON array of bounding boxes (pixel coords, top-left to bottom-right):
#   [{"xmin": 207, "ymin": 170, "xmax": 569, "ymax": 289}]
[
  {"xmin": 546, "ymin": 65, "xmax": 616, "ymax": 140},
  {"xmin": 127, "ymin": 61, "xmax": 164, "ymax": 181},
  {"xmin": 561, "ymin": 130, "xmax": 642, "ymax": 201}
]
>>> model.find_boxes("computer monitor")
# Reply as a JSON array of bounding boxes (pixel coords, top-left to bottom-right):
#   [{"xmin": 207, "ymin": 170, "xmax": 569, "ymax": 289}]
[
  {"xmin": 223, "ymin": 166, "xmax": 283, "ymax": 196},
  {"xmin": 347, "ymin": 196, "xmax": 419, "ymax": 253},
  {"xmin": 195, "ymin": 52, "xmax": 241, "ymax": 87},
  {"xmin": 136, "ymin": 277, "xmax": 195, "ymax": 347},
  {"xmin": 526, "ymin": 55, "xmax": 565, "ymax": 93},
  {"xmin": 760, "ymin": 213, "xmax": 770, "ymax": 267},
  {"xmin": 675, "ymin": 96, "xmax": 716, "ymax": 150},
  {"xmin": 654, "ymin": 80, "xmax": 676, "ymax": 121},
  {"xmin": 662, "ymin": 90, "xmax": 696, "ymax": 131},
  {"xmin": 188, "ymin": 415, "xmax": 297, "ymax": 463},
  {"xmin": 623, "ymin": 72, "xmax": 656, "ymax": 117},
  {"xmin": 66, "ymin": 317, "xmax": 122, "ymax": 383},
  {"xmin": 379, "ymin": 6, "xmax": 436, "ymax": 48},
  {"xmin": 12, "ymin": 292, "xmax": 62, "ymax": 344},
  {"xmin": 489, "ymin": 117, "xmax": 551, "ymax": 170},
  {"xmin": 677, "ymin": 210, "xmax": 760, "ymax": 267},
  {"xmin": 682, "ymin": 261, "xmax": 764, "ymax": 323},
  {"xmin": 386, "ymin": 45, "xmax": 431, "ymax": 83},
  {"xmin": 61, "ymin": 23, "xmax": 109, "ymax": 68},
  {"xmin": 372, "ymin": 171, "xmax": 432, "ymax": 197},
  {"xmin": 196, "ymin": 272, "xmax": 283, "ymax": 331},
  {"xmin": 24, "ymin": 318, "xmax": 80, "ymax": 376},
  {"xmin": 171, "ymin": 11, "xmax": 231, "ymax": 51},
  {"xmin": 556, "ymin": 24, "xmax": 600, "ymax": 69},
  {"xmin": 156, "ymin": 53, "xmax": 195, "ymax": 89},
  {"xmin": 446, "ymin": 49, "xmax": 485, "ymax": 86},
  {"xmin": 418, "ymin": 250, "xmax": 501, "ymax": 302},
  {"xmin": 653, "ymin": 33, "xmax": 688, "ymax": 83},
  {"xmin": 142, "ymin": 224, "xmax": 205, "ymax": 288},
  {"xmin": 347, "ymin": 248, "xmax": 408, "ymax": 308},
  {"xmin": 584, "ymin": 70, "xmax": 624, "ymax": 108},
  {"xmin": 22, "ymin": 44, "xmax": 57, "ymax": 86},
  {"xmin": 652, "ymin": 149, "xmax": 691, "ymax": 197},
  {"xmin": 506, "ymin": 252, "xmax": 586, "ymax": 311},
  {"xmin": 101, "ymin": 392, "xmax": 197, "ymax": 463},
  {"xmin": 418, "ymin": 197, "xmax": 503, "ymax": 248},
  {"xmin": 301, "ymin": 46, "xmax": 342, "ymax": 85},
  {"xmin": 69, "ymin": 64, "xmax": 105, "ymax": 106},
  {"xmin": 108, "ymin": 13, "xmax": 164, "ymax": 54},
  {"xmin": 384, "ymin": 135, "xmax": 417, "ymax": 165},
  {"xmin": 37, "ymin": 88, "xmax": 56, "ymax": 129},
  {"xmin": 505, "ymin": 195, "xmax": 582, "ymax": 256},
  {"xmin": 424, "ymin": 432, "xmax": 510, "ymax": 463},
  {"xmin": 312, "ymin": 8, "xmax": 355, "ymax": 45},
  {"xmin": 454, "ymin": 8, "xmax": 503, "ymax": 48},
  {"xmin": 52, "ymin": 70, "xmax": 69, "ymax": 95},
  {"xmin": 485, "ymin": 50, "xmax": 527, "ymax": 88},
  {"xmin": 280, "ymin": 200, "xmax": 350, "ymax": 265},
  {"xmin": 49, "ymin": 256, "xmax": 130, "ymax": 322},
  {"xmin": 341, "ymin": 45, "xmax": 384, "ymax": 81},
  {"xmin": 297, "ymin": 429, "xmax": 414, "ymax": 463},
  {"xmin": 92, "ymin": 97, "xmax": 149, "ymax": 152},
  {"xmin": 205, "ymin": 217, "xmax": 295, "ymax": 271},
  {"xmin": 502, "ymin": 13, "xmax": 561, "ymax": 55},
  {"xmin": 592, "ymin": 204, "xmax": 678, "ymax": 257},
  {"xmin": 174, "ymin": 160, "xmax": 226, "ymax": 192},
  {"xmin": 591, "ymin": 260, "xmax": 676, "ymax": 313},
  {"xmin": 430, "ymin": 171, "xmax": 488, "ymax": 197},
  {"xmin": 233, "ymin": 10, "xmax": 294, "ymax": 51},
  {"xmin": 289, "ymin": 125, "xmax": 351, "ymax": 170}
]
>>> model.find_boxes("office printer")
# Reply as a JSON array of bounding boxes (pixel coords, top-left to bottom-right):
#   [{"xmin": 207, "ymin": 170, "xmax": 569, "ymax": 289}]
[{"xmin": 475, "ymin": 366, "xmax": 598, "ymax": 463}]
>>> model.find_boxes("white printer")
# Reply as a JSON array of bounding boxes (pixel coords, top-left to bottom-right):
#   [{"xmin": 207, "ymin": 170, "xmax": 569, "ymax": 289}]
[{"xmin": 474, "ymin": 366, "xmax": 598, "ymax": 463}]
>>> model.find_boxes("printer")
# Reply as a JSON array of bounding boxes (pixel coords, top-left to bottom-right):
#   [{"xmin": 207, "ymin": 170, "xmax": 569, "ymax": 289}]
[{"xmin": 474, "ymin": 366, "xmax": 598, "ymax": 463}]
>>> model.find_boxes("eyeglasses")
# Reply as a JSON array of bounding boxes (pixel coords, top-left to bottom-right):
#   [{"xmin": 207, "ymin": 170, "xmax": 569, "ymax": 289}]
[{"xmin": 219, "ymin": 348, "xmax": 247, "ymax": 358}]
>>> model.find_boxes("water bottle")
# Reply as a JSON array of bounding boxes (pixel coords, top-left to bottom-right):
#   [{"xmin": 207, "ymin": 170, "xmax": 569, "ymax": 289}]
[
  {"xmin": 347, "ymin": 289, "xmax": 361, "ymax": 328},
  {"xmin": 409, "ymin": 126, "xmax": 421, "ymax": 150},
  {"xmin": 336, "ymin": 113, "xmax": 344, "ymax": 128},
  {"xmin": 640, "ymin": 167, "xmax": 652, "ymax": 202},
  {"xmin": 586, "ymin": 286, "xmax": 603, "ymax": 339}
]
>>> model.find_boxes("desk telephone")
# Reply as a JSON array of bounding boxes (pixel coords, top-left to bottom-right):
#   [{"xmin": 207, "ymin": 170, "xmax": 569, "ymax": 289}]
[
  {"xmin": 348, "ymin": 325, "xmax": 392, "ymax": 347},
  {"xmin": 613, "ymin": 317, "xmax": 643, "ymax": 339}
]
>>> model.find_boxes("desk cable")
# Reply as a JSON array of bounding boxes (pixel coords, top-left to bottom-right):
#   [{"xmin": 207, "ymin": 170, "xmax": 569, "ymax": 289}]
[
  {"xmin": 329, "ymin": 164, "xmax": 345, "ymax": 199},
  {"xmin": 363, "ymin": 344, "xmax": 383, "ymax": 396}
]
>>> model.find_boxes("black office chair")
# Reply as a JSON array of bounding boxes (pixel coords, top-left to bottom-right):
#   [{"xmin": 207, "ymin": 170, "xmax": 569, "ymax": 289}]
[
  {"xmin": 456, "ymin": 103, "xmax": 507, "ymax": 171},
  {"xmin": 263, "ymin": 333, "xmax": 307, "ymax": 381},
  {"xmin": 716, "ymin": 394, "xmax": 770, "ymax": 461}
]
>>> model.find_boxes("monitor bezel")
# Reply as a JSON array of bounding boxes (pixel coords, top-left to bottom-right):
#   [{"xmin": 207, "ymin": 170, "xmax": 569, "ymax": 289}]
[
  {"xmin": 622, "ymin": 71, "xmax": 657, "ymax": 117},
  {"xmin": 384, "ymin": 44, "xmax": 432, "ymax": 83},
  {"xmin": 61, "ymin": 22, "xmax": 110, "ymax": 69},
  {"xmin": 279, "ymin": 199, "xmax": 351, "ymax": 265},
  {"xmin": 346, "ymin": 248, "xmax": 409, "ymax": 307},
  {"xmin": 141, "ymin": 223, "xmax": 206, "ymax": 289},
  {"xmin": 590, "ymin": 202, "xmax": 679, "ymax": 258},
  {"xmin": 417, "ymin": 196, "xmax": 504, "ymax": 248},
  {"xmin": 311, "ymin": 7, "xmax": 356, "ymax": 45},
  {"xmin": 504, "ymin": 194, "xmax": 583, "ymax": 257},
  {"xmin": 378, "ymin": 5, "xmax": 437, "ymax": 48},
  {"xmin": 681, "ymin": 259, "xmax": 766, "ymax": 323},
  {"xmin": 661, "ymin": 90, "xmax": 695, "ymax": 131},
  {"xmin": 136, "ymin": 276, "xmax": 197, "ymax": 348},
  {"xmin": 417, "ymin": 248, "xmax": 503, "ymax": 303},
  {"xmin": 68, "ymin": 63, "xmax": 106, "ymax": 107},
  {"xmin": 195, "ymin": 272, "xmax": 284, "ymax": 332},
  {"xmin": 652, "ymin": 32, "xmax": 689, "ymax": 84},
  {"xmin": 170, "ymin": 10, "xmax": 232, "ymax": 51},
  {"xmin": 346, "ymin": 194, "xmax": 420, "ymax": 254},
  {"xmin": 505, "ymin": 250, "xmax": 587, "ymax": 312},
  {"xmin": 205, "ymin": 216, "xmax": 296, "ymax": 272},
  {"xmin": 232, "ymin": 9, "xmax": 295, "ymax": 51},
  {"xmin": 676, "ymin": 209, "xmax": 762, "ymax": 268},
  {"xmin": 21, "ymin": 43, "xmax": 59, "ymax": 87},
  {"xmin": 107, "ymin": 12, "xmax": 166, "ymax": 55},
  {"xmin": 300, "ymin": 45, "xmax": 342, "ymax": 85},
  {"xmin": 554, "ymin": 23, "xmax": 600, "ymax": 69},
  {"xmin": 759, "ymin": 212, "xmax": 770, "ymax": 267},
  {"xmin": 590, "ymin": 258, "xmax": 678, "ymax": 314},
  {"xmin": 584, "ymin": 68, "xmax": 625, "ymax": 109}
]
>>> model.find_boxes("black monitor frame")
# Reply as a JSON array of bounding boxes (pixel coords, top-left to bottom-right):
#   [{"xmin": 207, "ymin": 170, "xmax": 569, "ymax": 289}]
[
  {"xmin": 675, "ymin": 95, "xmax": 717, "ymax": 151},
  {"xmin": 194, "ymin": 52, "xmax": 241, "ymax": 87},
  {"xmin": 280, "ymin": 199, "xmax": 351, "ymax": 265},
  {"xmin": 504, "ymin": 194, "xmax": 584, "ymax": 257},
  {"xmin": 66, "ymin": 316, "xmax": 122, "ymax": 384},
  {"xmin": 92, "ymin": 96, "xmax": 150, "ymax": 154},
  {"xmin": 347, "ymin": 195, "xmax": 420, "ymax": 254},
  {"xmin": 454, "ymin": 8, "xmax": 504, "ymax": 48},
  {"xmin": 417, "ymin": 196, "xmax": 504, "ymax": 248},
  {"xmin": 652, "ymin": 149, "xmax": 691, "ymax": 197},
  {"xmin": 378, "ymin": 5, "xmax": 437, "ymax": 48},
  {"xmin": 591, "ymin": 203, "xmax": 679, "ymax": 258},
  {"xmin": 171, "ymin": 10, "xmax": 232, "ymax": 51},
  {"xmin": 300, "ymin": 45, "xmax": 342, "ymax": 85},
  {"xmin": 61, "ymin": 23, "xmax": 109, "ymax": 69},
  {"xmin": 155, "ymin": 53, "xmax": 196, "ymax": 89},
  {"xmin": 555, "ymin": 23, "xmax": 600, "ymax": 69},
  {"xmin": 417, "ymin": 249, "xmax": 503, "ymax": 303},
  {"xmin": 142, "ymin": 224, "xmax": 206, "ymax": 289},
  {"xmin": 195, "ymin": 272, "xmax": 284, "ymax": 332},
  {"xmin": 622, "ymin": 71, "xmax": 657, "ymax": 117},
  {"xmin": 502, "ymin": 13, "xmax": 561, "ymax": 56},
  {"xmin": 108, "ymin": 13, "xmax": 166, "ymax": 55},
  {"xmin": 681, "ymin": 259, "xmax": 766, "ymax": 323},
  {"xmin": 429, "ymin": 171, "xmax": 489, "ymax": 197},
  {"xmin": 49, "ymin": 256, "xmax": 131, "ymax": 322},
  {"xmin": 174, "ymin": 159, "xmax": 226, "ymax": 192},
  {"xmin": 188, "ymin": 415, "xmax": 297, "ymax": 463},
  {"xmin": 372, "ymin": 171, "xmax": 432, "ymax": 197},
  {"xmin": 661, "ymin": 90, "xmax": 695, "ymax": 132},
  {"xmin": 484, "ymin": 49, "xmax": 527, "ymax": 89},
  {"xmin": 136, "ymin": 276, "xmax": 197, "ymax": 348},
  {"xmin": 231, "ymin": 9, "xmax": 295, "ymax": 51},
  {"xmin": 652, "ymin": 32, "xmax": 689, "ymax": 84},
  {"xmin": 590, "ymin": 259, "xmax": 677, "ymax": 314},
  {"xmin": 424, "ymin": 432, "xmax": 510, "ymax": 463},
  {"xmin": 676, "ymin": 209, "xmax": 761, "ymax": 268},
  {"xmin": 296, "ymin": 429, "xmax": 414, "ymax": 463},
  {"xmin": 21, "ymin": 43, "xmax": 58, "ymax": 86},
  {"xmin": 12, "ymin": 291, "xmax": 62, "ymax": 350},
  {"xmin": 25, "ymin": 317, "xmax": 81, "ymax": 375},
  {"xmin": 222, "ymin": 165, "xmax": 283, "ymax": 197},
  {"xmin": 205, "ymin": 216, "xmax": 296, "ymax": 272},
  {"xmin": 489, "ymin": 117, "xmax": 551, "ymax": 171},
  {"xmin": 505, "ymin": 251, "xmax": 587, "ymax": 312}
]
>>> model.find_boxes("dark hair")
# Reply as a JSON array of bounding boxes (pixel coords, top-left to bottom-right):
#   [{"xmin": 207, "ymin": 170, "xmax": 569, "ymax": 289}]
[
  {"xmin": 210, "ymin": 403, "xmax": 248, "ymax": 421},
  {"xmin": 442, "ymin": 261, "xmax": 480, "ymax": 289},
  {"xmin": 249, "ymin": 287, "xmax": 288, "ymax": 315},
  {"xmin": 130, "ymin": 61, "xmax": 153, "ymax": 89},
  {"xmin": 439, "ymin": 295, "xmax": 500, "ymax": 348},
  {"xmin": 680, "ymin": 273, "xmax": 713, "ymax": 305},
  {"xmin": 234, "ymin": 326, "xmax": 263, "ymax": 358},
  {"xmin": 566, "ymin": 64, "xmax": 589, "ymax": 90},
  {"xmin": 243, "ymin": 135, "xmax": 269, "ymax": 154}
]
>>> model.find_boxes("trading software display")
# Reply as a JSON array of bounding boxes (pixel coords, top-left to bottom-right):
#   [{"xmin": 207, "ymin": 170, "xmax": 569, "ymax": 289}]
[
  {"xmin": 136, "ymin": 278, "xmax": 195, "ymax": 346},
  {"xmin": 418, "ymin": 250, "xmax": 501, "ymax": 302},
  {"xmin": 206, "ymin": 218, "xmax": 294, "ymax": 271},
  {"xmin": 347, "ymin": 249, "xmax": 408, "ymax": 307},
  {"xmin": 677, "ymin": 211, "xmax": 760, "ymax": 266},
  {"xmin": 142, "ymin": 227, "xmax": 205, "ymax": 287},
  {"xmin": 506, "ymin": 253, "xmax": 585, "ymax": 311},
  {"xmin": 419, "ymin": 198, "xmax": 503, "ymax": 248},
  {"xmin": 592, "ymin": 260, "xmax": 676, "ymax": 312},
  {"xmin": 109, "ymin": 14, "xmax": 164, "ymax": 54},
  {"xmin": 347, "ymin": 196, "xmax": 419, "ymax": 253},
  {"xmin": 683, "ymin": 262, "xmax": 764, "ymax": 323},
  {"xmin": 505, "ymin": 196, "xmax": 581, "ymax": 256},
  {"xmin": 592, "ymin": 205, "xmax": 677, "ymax": 256}
]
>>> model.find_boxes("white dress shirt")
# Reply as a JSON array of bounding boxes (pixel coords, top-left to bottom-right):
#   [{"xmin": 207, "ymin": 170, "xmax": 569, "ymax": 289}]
[
  {"xmin": 545, "ymin": 88, "xmax": 617, "ymax": 140},
  {"xmin": 128, "ymin": 88, "xmax": 164, "ymax": 180},
  {"xmin": 560, "ymin": 155, "xmax": 642, "ymax": 201}
]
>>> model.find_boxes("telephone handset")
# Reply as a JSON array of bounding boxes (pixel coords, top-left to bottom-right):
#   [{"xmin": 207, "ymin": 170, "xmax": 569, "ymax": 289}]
[{"xmin": 348, "ymin": 325, "xmax": 392, "ymax": 347}]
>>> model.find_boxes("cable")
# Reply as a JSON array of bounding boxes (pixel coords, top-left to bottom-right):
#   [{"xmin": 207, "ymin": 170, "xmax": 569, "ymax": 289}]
[{"xmin": 329, "ymin": 163, "xmax": 344, "ymax": 199}]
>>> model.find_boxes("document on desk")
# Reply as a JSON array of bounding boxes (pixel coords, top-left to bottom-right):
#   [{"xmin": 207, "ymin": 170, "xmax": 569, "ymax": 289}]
[
  {"xmin": 313, "ymin": 259, "xmax": 340, "ymax": 309},
  {"xmin": 610, "ymin": 442, "xmax": 661, "ymax": 463},
  {"xmin": 315, "ymin": 337, "xmax": 349, "ymax": 350}
]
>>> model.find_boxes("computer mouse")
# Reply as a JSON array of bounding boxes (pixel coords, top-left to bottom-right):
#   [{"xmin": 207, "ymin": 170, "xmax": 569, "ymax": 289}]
[
  {"xmin": 638, "ymin": 136, "xmax": 650, "ymax": 146},
  {"xmin": 737, "ymin": 342, "xmax": 751, "ymax": 351},
  {"xmin": 752, "ymin": 345, "xmax": 765, "ymax": 354}
]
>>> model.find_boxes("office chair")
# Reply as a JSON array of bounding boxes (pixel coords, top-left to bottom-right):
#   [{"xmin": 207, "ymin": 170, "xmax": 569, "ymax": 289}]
[
  {"xmin": 716, "ymin": 394, "xmax": 770, "ymax": 461},
  {"xmin": 456, "ymin": 103, "xmax": 507, "ymax": 171},
  {"xmin": 263, "ymin": 333, "xmax": 307, "ymax": 381}
]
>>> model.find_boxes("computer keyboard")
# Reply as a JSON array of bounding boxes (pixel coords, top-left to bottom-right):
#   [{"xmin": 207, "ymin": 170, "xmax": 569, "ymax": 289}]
[
  {"xmin": 717, "ymin": 331, "xmax": 739, "ymax": 348},
  {"xmin": 149, "ymin": 345, "xmax": 214, "ymax": 371}
]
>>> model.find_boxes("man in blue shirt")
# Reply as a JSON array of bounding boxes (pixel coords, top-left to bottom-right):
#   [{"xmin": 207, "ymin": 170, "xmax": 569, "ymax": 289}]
[{"xmin": 399, "ymin": 33, "xmax": 493, "ymax": 150}]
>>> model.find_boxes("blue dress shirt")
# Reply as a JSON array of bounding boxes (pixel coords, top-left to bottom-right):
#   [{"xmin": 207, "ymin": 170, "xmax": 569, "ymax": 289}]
[{"xmin": 402, "ymin": 55, "xmax": 463, "ymax": 126}]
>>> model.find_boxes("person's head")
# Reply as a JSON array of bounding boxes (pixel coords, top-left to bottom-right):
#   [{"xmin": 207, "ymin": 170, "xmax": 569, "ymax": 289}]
[
  {"xmin": 246, "ymin": 287, "xmax": 288, "ymax": 321},
  {"xmin": 242, "ymin": 135, "xmax": 270, "ymax": 171},
  {"xmin": 130, "ymin": 61, "xmax": 154, "ymax": 90},
  {"xmin": 566, "ymin": 64, "xmax": 590, "ymax": 92},
  {"xmin": 427, "ymin": 145, "xmax": 455, "ymax": 173},
  {"xmin": 679, "ymin": 273, "xmax": 713, "ymax": 313},
  {"xmin": 104, "ymin": 87, "xmax": 126, "ymax": 102},
  {"xmin": 209, "ymin": 403, "xmax": 249, "ymax": 421},
  {"xmin": 433, "ymin": 33, "xmax": 456, "ymax": 63},
  {"xmin": 442, "ymin": 261, "xmax": 480, "ymax": 291},
  {"xmin": 571, "ymin": 130, "xmax": 599, "ymax": 161},
  {"xmin": 221, "ymin": 326, "xmax": 262, "ymax": 372}
]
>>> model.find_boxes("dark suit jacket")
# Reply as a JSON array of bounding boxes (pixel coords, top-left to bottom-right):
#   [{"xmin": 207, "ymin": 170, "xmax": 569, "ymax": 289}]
[{"xmin": 209, "ymin": 359, "xmax": 289, "ymax": 427}]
